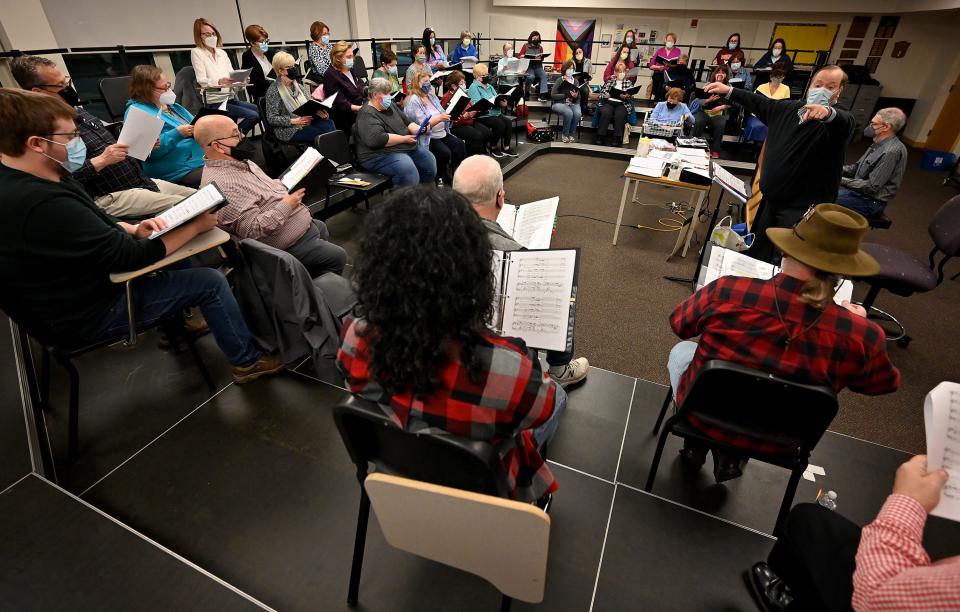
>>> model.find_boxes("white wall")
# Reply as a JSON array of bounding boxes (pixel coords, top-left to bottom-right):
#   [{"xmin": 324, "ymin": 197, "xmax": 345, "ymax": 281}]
[{"xmin": 490, "ymin": 0, "xmax": 960, "ymax": 13}]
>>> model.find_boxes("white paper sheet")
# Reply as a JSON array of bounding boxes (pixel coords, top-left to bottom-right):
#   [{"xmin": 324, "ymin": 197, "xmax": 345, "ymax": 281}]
[
  {"xmin": 116, "ymin": 106, "xmax": 165, "ymax": 161},
  {"xmin": 281, "ymin": 147, "xmax": 323, "ymax": 191},
  {"xmin": 925, "ymin": 381, "xmax": 960, "ymax": 522},
  {"xmin": 712, "ymin": 161, "xmax": 749, "ymax": 201},
  {"xmin": 500, "ymin": 250, "xmax": 576, "ymax": 352},
  {"xmin": 495, "ymin": 205, "xmax": 518, "ymax": 236},
  {"xmin": 512, "ymin": 197, "xmax": 559, "ymax": 250},
  {"xmin": 229, "ymin": 68, "xmax": 252, "ymax": 82},
  {"xmin": 627, "ymin": 156, "xmax": 666, "ymax": 178},
  {"xmin": 149, "ymin": 183, "xmax": 224, "ymax": 238}
]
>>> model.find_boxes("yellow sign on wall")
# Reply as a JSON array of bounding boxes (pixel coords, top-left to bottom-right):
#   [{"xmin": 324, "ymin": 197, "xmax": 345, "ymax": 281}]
[{"xmin": 772, "ymin": 23, "xmax": 840, "ymax": 65}]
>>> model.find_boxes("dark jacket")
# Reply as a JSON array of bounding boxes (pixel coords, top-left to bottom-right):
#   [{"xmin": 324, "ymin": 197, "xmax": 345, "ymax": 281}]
[
  {"xmin": 241, "ymin": 48, "xmax": 277, "ymax": 100},
  {"xmin": 323, "ymin": 68, "xmax": 366, "ymax": 133}
]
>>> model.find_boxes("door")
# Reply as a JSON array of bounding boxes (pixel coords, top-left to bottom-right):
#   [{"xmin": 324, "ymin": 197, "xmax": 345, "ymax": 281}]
[
  {"xmin": 925, "ymin": 70, "xmax": 960, "ymax": 151},
  {"xmin": 772, "ymin": 23, "xmax": 840, "ymax": 65}
]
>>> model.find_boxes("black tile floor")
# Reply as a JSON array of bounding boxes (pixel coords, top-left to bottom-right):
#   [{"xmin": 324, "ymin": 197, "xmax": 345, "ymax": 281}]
[{"xmin": 0, "ymin": 316, "xmax": 33, "ymax": 491}]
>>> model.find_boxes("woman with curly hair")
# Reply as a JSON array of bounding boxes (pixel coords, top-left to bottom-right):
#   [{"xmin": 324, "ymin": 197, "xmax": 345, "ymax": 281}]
[{"xmin": 336, "ymin": 185, "xmax": 566, "ymax": 503}]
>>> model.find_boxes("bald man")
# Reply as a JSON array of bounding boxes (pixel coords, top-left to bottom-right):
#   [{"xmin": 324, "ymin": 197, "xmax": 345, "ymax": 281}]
[
  {"xmin": 704, "ymin": 65, "xmax": 855, "ymax": 263},
  {"xmin": 452, "ymin": 155, "xmax": 589, "ymax": 388},
  {"xmin": 195, "ymin": 115, "xmax": 346, "ymax": 277}
]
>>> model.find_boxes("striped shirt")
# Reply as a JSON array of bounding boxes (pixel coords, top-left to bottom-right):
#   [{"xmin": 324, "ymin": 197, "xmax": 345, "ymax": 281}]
[
  {"xmin": 201, "ymin": 158, "xmax": 311, "ymax": 250},
  {"xmin": 841, "ymin": 135, "xmax": 908, "ymax": 204},
  {"xmin": 853, "ymin": 494, "xmax": 960, "ymax": 611}
]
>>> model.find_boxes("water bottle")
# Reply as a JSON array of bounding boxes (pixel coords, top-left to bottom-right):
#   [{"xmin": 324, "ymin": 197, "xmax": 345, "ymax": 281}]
[{"xmin": 818, "ymin": 490, "xmax": 838, "ymax": 511}]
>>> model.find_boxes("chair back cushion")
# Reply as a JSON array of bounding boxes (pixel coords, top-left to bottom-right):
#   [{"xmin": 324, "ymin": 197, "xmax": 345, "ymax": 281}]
[
  {"xmin": 930, "ymin": 194, "xmax": 960, "ymax": 256},
  {"xmin": 313, "ymin": 129, "xmax": 352, "ymax": 166},
  {"xmin": 365, "ymin": 473, "xmax": 549, "ymax": 603},
  {"xmin": 98, "ymin": 76, "xmax": 132, "ymax": 121},
  {"xmin": 678, "ymin": 360, "xmax": 838, "ymax": 451},
  {"xmin": 334, "ymin": 395, "xmax": 510, "ymax": 497}
]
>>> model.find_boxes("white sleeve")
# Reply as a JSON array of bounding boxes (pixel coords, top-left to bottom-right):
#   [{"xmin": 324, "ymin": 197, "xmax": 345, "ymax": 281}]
[{"xmin": 191, "ymin": 48, "xmax": 216, "ymax": 87}]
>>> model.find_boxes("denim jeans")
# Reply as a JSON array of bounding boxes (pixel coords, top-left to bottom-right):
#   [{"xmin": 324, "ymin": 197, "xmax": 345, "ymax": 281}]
[
  {"xmin": 667, "ymin": 340, "xmax": 698, "ymax": 400},
  {"xmin": 222, "ymin": 99, "xmax": 260, "ymax": 135},
  {"xmin": 527, "ymin": 65, "xmax": 549, "ymax": 94},
  {"xmin": 93, "ymin": 266, "xmax": 261, "ymax": 367},
  {"xmin": 552, "ymin": 102, "xmax": 581, "ymax": 137},
  {"xmin": 289, "ymin": 118, "xmax": 336, "ymax": 144},
  {"xmin": 532, "ymin": 384, "xmax": 568, "ymax": 448},
  {"xmin": 362, "ymin": 145, "xmax": 437, "ymax": 187},
  {"xmin": 836, "ymin": 187, "xmax": 885, "ymax": 218}
]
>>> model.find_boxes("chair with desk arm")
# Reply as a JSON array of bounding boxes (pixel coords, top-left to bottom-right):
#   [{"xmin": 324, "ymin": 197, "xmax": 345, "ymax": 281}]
[
  {"xmin": 647, "ymin": 359, "xmax": 838, "ymax": 536},
  {"xmin": 333, "ymin": 395, "xmax": 551, "ymax": 611}
]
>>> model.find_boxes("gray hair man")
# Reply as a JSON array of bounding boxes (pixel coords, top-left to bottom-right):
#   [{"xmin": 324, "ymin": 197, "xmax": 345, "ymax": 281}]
[
  {"xmin": 452, "ymin": 154, "xmax": 589, "ymax": 388},
  {"xmin": 836, "ymin": 107, "xmax": 908, "ymax": 218},
  {"xmin": 10, "ymin": 55, "xmax": 195, "ymax": 218}
]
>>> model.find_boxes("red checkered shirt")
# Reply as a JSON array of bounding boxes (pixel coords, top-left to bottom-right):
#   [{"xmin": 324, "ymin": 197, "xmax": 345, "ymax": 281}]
[
  {"xmin": 853, "ymin": 494, "xmax": 960, "ymax": 611},
  {"xmin": 670, "ymin": 274, "xmax": 900, "ymax": 451},
  {"xmin": 336, "ymin": 318, "xmax": 560, "ymax": 502}
]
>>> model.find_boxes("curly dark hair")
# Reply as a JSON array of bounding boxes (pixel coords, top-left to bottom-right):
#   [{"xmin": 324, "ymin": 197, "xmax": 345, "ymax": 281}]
[{"xmin": 353, "ymin": 185, "xmax": 495, "ymax": 397}]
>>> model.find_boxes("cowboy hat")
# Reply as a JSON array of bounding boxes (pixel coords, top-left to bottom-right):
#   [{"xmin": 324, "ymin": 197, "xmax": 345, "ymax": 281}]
[{"xmin": 767, "ymin": 204, "xmax": 880, "ymax": 277}]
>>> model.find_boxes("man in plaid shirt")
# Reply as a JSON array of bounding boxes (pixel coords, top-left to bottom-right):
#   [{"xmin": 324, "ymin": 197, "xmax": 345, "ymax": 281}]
[
  {"xmin": 667, "ymin": 204, "xmax": 900, "ymax": 480},
  {"xmin": 12, "ymin": 56, "xmax": 195, "ymax": 217},
  {"xmin": 749, "ymin": 455, "xmax": 959, "ymax": 612}
]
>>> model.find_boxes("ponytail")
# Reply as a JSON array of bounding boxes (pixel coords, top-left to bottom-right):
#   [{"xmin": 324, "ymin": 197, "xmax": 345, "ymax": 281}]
[{"xmin": 797, "ymin": 269, "xmax": 841, "ymax": 310}]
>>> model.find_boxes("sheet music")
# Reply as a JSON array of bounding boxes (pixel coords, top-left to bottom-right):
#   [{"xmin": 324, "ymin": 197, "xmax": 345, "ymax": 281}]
[
  {"xmin": 117, "ymin": 105, "xmax": 165, "ymax": 161},
  {"xmin": 229, "ymin": 68, "xmax": 252, "ymax": 82},
  {"xmin": 925, "ymin": 382, "xmax": 960, "ymax": 521},
  {"xmin": 149, "ymin": 183, "xmax": 224, "ymax": 238},
  {"xmin": 512, "ymin": 197, "xmax": 559, "ymax": 250},
  {"xmin": 491, "ymin": 250, "xmax": 506, "ymax": 329},
  {"xmin": 320, "ymin": 91, "xmax": 338, "ymax": 108},
  {"xmin": 281, "ymin": 147, "xmax": 323, "ymax": 191},
  {"xmin": 501, "ymin": 250, "xmax": 576, "ymax": 352},
  {"xmin": 444, "ymin": 88, "xmax": 468, "ymax": 114},
  {"xmin": 712, "ymin": 161, "xmax": 749, "ymax": 201},
  {"xmin": 627, "ymin": 156, "xmax": 665, "ymax": 178},
  {"xmin": 495, "ymin": 205, "xmax": 518, "ymax": 236}
]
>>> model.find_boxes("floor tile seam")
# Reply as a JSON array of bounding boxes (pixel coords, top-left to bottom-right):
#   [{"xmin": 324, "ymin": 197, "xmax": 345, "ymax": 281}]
[
  {"xmin": 611, "ymin": 379, "xmax": 638, "ymax": 484},
  {"xmin": 78, "ymin": 382, "xmax": 234, "ymax": 497},
  {"xmin": 587, "ymin": 485, "xmax": 619, "ymax": 612},
  {"xmin": 32, "ymin": 474, "xmax": 277, "ymax": 611},
  {"xmin": 0, "ymin": 473, "xmax": 33, "ymax": 497}
]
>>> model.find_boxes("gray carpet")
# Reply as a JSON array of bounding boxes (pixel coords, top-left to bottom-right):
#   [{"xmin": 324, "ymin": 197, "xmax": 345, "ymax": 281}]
[{"xmin": 325, "ymin": 144, "xmax": 960, "ymax": 454}]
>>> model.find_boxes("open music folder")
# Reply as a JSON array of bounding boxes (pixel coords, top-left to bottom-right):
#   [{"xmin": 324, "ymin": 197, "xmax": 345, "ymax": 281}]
[
  {"xmin": 925, "ymin": 381, "xmax": 960, "ymax": 522},
  {"xmin": 278, "ymin": 147, "xmax": 337, "ymax": 197},
  {"xmin": 697, "ymin": 243, "xmax": 854, "ymax": 305},
  {"xmin": 495, "ymin": 196, "xmax": 559, "ymax": 250},
  {"xmin": 491, "ymin": 248, "xmax": 579, "ymax": 352},
  {"xmin": 149, "ymin": 183, "xmax": 227, "ymax": 239}
]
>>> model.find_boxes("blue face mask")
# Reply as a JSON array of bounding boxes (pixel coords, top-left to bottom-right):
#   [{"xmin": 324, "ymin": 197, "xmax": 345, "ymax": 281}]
[
  {"xmin": 421, "ymin": 82, "xmax": 432, "ymax": 93},
  {"xmin": 345, "ymin": 58, "xmax": 354, "ymax": 69},
  {"xmin": 258, "ymin": 42, "xmax": 269, "ymax": 53},
  {"xmin": 417, "ymin": 55, "xmax": 426, "ymax": 64},
  {"xmin": 321, "ymin": 35, "xmax": 330, "ymax": 44},
  {"xmin": 728, "ymin": 42, "xmax": 738, "ymax": 50},
  {"xmin": 40, "ymin": 136, "xmax": 87, "ymax": 173},
  {"xmin": 380, "ymin": 94, "xmax": 393, "ymax": 110},
  {"xmin": 565, "ymin": 68, "xmax": 574, "ymax": 77},
  {"xmin": 806, "ymin": 86, "xmax": 833, "ymax": 107}
]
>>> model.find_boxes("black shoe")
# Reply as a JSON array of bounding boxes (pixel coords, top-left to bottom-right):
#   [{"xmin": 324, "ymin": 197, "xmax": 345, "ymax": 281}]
[
  {"xmin": 713, "ymin": 451, "xmax": 748, "ymax": 483},
  {"xmin": 747, "ymin": 562, "xmax": 795, "ymax": 612},
  {"xmin": 594, "ymin": 136, "xmax": 604, "ymax": 145},
  {"xmin": 679, "ymin": 444, "xmax": 708, "ymax": 469}
]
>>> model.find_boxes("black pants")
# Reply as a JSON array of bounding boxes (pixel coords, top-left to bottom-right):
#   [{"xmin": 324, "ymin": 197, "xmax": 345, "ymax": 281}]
[
  {"xmin": 597, "ymin": 103, "xmax": 628, "ymax": 144},
  {"xmin": 477, "ymin": 115, "xmax": 512, "ymax": 149},
  {"xmin": 768, "ymin": 503, "xmax": 860, "ymax": 612},
  {"xmin": 693, "ymin": 110, "xmax": 727, "ymax": 153},
  {"xmin": 286, "ymin": 221, "xmax": 348, "ymax": 278},
  {"xmin": 452, "ymin": 123, "xmax": 492, "ymax": 156},
  {"xmin": 429, "ymin": 133, "xmax": 466, "ymax": 181},
  {"xmin": 749, "ymin": 199, "xmax": 809, "ymax": 264}
]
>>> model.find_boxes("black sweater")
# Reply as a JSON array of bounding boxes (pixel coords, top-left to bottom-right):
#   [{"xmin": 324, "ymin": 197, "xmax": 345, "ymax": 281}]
[
  {"xmin": 730, "ymin": 88, "xmax": 854, "ymax": 209},
  {"xmin": 0, "ymin": 164, "xmax": 166, "ymax": 346}
]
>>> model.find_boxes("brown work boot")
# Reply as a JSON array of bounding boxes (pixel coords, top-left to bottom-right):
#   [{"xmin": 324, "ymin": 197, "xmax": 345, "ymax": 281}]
[{"xmin": 232, "ymin": 353, "xmax": 285, "ymax": 384}]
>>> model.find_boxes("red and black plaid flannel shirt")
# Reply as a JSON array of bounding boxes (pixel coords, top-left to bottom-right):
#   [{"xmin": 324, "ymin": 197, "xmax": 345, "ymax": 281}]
[
  {"xmin": 670, "ymin": 274, "xmax": 900, "ymax": 451},
  {"xmin": 336, "ymin": 318, "xmax": 560, "ymax": 502}
]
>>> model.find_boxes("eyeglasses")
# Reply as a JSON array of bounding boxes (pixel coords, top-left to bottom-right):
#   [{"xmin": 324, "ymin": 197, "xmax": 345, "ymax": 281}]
[
  {"xmin": 37, "ymin": 77, "xmax": 72, "ymax": 90},
  {"xmin": 47, "ymin": 130, "xmax": 81, "ymax": 139},
  {"xmin": 209, "ymin": 133, "xmax": 243, "ymax": 147},
  {"xmin": 154, "ymin": 83, "xmax": 172, "ymax": 92}
]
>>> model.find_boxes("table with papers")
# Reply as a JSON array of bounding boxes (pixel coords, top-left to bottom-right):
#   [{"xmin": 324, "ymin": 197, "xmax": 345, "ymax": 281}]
[{"xmin": 613, "ymin": 147, "xmax": 712, "ymax": 259}]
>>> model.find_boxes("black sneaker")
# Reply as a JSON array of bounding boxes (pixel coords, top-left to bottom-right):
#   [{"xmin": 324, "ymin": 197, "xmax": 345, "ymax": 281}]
[
  {"xmin": 490, "ymin": 148, "xmax": 504, "ymax": 158},
  {"xmin": 502, "ymin": 147, "xmax": 518, "ymax": 157}
]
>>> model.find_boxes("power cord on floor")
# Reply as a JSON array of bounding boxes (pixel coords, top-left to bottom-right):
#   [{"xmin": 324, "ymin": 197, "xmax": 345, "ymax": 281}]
[{"xmin": 557, "ymin": 210, "xmax": 688, "ymax": 232}]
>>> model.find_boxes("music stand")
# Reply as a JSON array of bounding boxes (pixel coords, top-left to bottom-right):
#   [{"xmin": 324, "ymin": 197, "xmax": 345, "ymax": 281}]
[{"xmin": 663, "ymin": 162, "xmax": 751, "ymax": 291}]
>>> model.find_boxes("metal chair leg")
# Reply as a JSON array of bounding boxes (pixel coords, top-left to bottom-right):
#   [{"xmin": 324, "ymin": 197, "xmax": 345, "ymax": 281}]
[
  {"xmin": 185, "ymin": 338, "xmax": 216, "ymax": 393},
  {"xmin": 774, "ymin": 466, "xmax": 804, "ymax": 537},
  {"xmin": 653, "ymin": 388, "xmax": 673, "ymax": 435},
  {"xmin": 40, "ymin": 348, "xmax": 52, "ymax": 413},
  {"xmin": 347, "ymin": 486, "xmax": 371, "ymax": 607},
  {"xmin": 54, "ymin": 354, "xmax": 81, "ymax": 461},
  {"xmin": 645, "ymin": 421, "xmax": 672, "ymax": 492}
]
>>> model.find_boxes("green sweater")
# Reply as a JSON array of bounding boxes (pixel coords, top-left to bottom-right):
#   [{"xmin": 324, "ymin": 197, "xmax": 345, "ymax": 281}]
[{"xmin": 0, "ymin": 164, "xmax": 166, "ymax": 345}]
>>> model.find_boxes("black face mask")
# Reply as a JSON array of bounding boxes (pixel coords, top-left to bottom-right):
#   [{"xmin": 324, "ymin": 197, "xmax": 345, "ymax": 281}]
[
  {"xmin": 58, "ymin": 85, "xmax": 80, "ymax": 107},
  {"xmin": 479, "ymin": 76, "xmax": 488, "ymax": 84},
  {"xmin": 532, "ymin": 39, "xmax": 540, "ymax": 45},
  {"xmin": 285, "ymin": 66, "xmax": 303, "ymax": 81},
  {"xmin": 667, "ymin": 102, "xmax": 678, "ymax": 109},
  {"xmin": 219, "ymin": 137, "xmax": 257, "ymax": 161}
]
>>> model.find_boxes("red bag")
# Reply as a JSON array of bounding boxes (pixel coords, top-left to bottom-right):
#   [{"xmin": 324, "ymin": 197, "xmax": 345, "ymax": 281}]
[{"xmin": 515, "ymin": 100, "xmax": 529, "ymax": 118}]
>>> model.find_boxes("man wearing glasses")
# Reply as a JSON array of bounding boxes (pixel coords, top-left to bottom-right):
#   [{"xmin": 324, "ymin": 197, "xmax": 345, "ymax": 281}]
[
  {"xmin": 836, "ymin": 108, "xmax": 909, "ymax": 218},
  {"xmin": 11, "ymin": 55, "xmax": 196, "ymax": 218}
]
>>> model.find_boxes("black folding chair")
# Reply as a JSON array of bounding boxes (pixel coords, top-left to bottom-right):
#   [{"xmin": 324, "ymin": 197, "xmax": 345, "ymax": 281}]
[
  {"xmin": 647, "ymin": 360, "xmax": 838, "ymax": 536},
  {"xmin": 334, "ymin": 395, "xmax": 539, "ymax": 610},
  {"xmin": 98, "ymin": 76, "xmax": 132, "ymax": 122},
  {"xmin": 314, "ymin": 130, "xmax": 391, "ymax": 211}
]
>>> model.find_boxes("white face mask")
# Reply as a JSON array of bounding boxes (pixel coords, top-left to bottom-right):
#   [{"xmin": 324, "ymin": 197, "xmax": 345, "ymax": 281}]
[
  {"xmin": 203, "ymin": 35, "xmax": 218, "ymax": 48},
  {"xmin": 730, "ymin": 62, "xmax": 741, "ymax": 71},
  {"xmin": 159, "ymin": 90, "xmax": 177, "ymax": 106},
  {"xmin": 665, "ymin": 41, "xmax": 675, "ymax": 49},
  {"xmin": 772, "ymin": 47, "xmax": 782, "ymax": 57},
  {"xmin": 506, "ymin": 49, "xmax": 514, "ymax": 58}
]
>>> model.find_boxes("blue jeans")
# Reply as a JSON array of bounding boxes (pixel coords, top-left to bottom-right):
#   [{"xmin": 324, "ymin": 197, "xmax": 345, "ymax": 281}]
[
  {"xmin": 289, "ymin": 118, "xmax": 336, "ymax": 144},
  {"xmin": 527, "ymin": 65, "xmax": 549, "ymax": 95},
  {"xmin": 362, "ymin": 145, "xmax": 437, "ymax": 187},
  {"xmin": 667, "ymin": 341, "xmax": 698, "ymax": 400},
  {"xmin": 93, "ymin": 266, "xmax": 261, "ymax": 367},
  {"xmin": 219, "ymin": 99, "xmax": 260, "ymax": 135},
  {"xmin": 532, "ymin": 384, "xmax": 568, "ymax": 448},
  {"xmin": 836, "ymin": 187, "xmax": 885, "ymax": 218},
  {"xmin": 552, "ymin": 102, "xmax": 582, "ymax": 137}
]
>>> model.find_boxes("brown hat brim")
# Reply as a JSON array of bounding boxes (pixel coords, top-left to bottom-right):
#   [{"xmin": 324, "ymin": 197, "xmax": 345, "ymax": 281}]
[{"xmin": 767, "ymin": 227, "xmax": 880, "ymax": 277}]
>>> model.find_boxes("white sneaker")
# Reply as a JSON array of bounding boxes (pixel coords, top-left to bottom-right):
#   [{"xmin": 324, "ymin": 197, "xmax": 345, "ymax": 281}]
[{"xmin": 549, "ymin": 357, "xmax": 589, "ymax": 388}]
